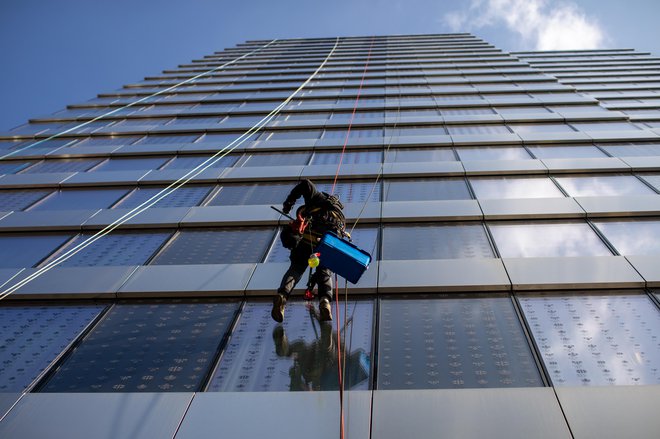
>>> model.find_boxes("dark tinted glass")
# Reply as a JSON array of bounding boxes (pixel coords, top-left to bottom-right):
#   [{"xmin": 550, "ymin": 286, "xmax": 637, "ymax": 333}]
[
  {"xmin": 151, "ymin": 228, "xmax": 274, "ymax": 264},
  {"xmin": 378, "ymin": 295, "xmax": 543, "ymax": 389},
  {"xmin": 207, "ymin": 299, "xmax": 374, "ymax": 391},
  {"xmin": 114, "ymin": 186, "xmax": 213, "ymax": 209},
  {"xmin": 208, "ymin": 183, "xmax": 292, "ymax": 206},
  {"xmin": 0, "ymin": 234, "xmax": 71, "ymax": 268},
  {"xmin": 0, "ymin": 189, "xmax": 52, "ymax": 211},
  {"xmin": 29, "ymin": 189, "xmax": 129, "ymax": 211},
  {"xmin": 0, "ymin": 161, "xmax": 32, "ymax": 174},
  {"xmin": 311, "ymin": 150, "xmax": 382, "ymax": 165},
  {"xmin": 0, "ymin": 304, "xmax": 105, "ymax": 392},
  {"xmin": 160, "ymin": 155, "xmax": 238, "ymax": 170},
  {"xmin": 38, "ymin": 300, "xmax": 240, "ymax": 392},
  {"xmin": 23, "ymin": 159, "xmax": 102, "ymax": 174},
  {"xmin": 242, "ymin": 152, "xmax": 311, "ymax": 167},
  {"xmin": 91, "ymin": 157, "xmax": 169, "ymax": 172}
]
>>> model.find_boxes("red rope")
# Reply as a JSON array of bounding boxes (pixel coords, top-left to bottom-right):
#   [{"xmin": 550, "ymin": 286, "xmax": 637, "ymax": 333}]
[
  {"xmin": 334, "ymin": 274, "xmax": 345, "ymax": 439},
  {"xmin": 330, "ymin": 38, "xmax": 376, "ymax": 194}
]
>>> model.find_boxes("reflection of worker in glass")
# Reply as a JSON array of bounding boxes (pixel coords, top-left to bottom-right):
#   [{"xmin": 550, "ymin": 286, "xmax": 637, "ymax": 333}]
[{"xmin": 272, "ymin": 307, "xmax": 369, "ymax": 391}]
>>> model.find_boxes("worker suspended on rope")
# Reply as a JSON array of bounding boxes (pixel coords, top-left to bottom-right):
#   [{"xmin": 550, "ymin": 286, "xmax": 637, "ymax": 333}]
[{"xmin": 272, "ymin": 179, "xmax": 348, "ymax": 323}]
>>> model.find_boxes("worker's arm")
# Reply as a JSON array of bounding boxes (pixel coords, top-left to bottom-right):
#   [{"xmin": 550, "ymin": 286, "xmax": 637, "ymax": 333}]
[{"xmin": 282, "ymin": 179, "xmax": 319, "ymax": 213}]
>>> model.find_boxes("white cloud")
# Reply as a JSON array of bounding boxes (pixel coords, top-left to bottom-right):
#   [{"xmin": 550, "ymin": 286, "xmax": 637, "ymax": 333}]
[{"xmin": 442, "ymin": 0, "xmax": 607, "ymax": 50}]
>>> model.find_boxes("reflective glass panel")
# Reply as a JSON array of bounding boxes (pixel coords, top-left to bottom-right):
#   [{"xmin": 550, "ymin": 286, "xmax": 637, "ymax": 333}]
[
  {"xmin": 489, "ymin": 221, "xmax": 612, "ymax": 257},
  {"xmin": 384, "ymin": 178, "xmax": 471, "ymax": 201},
  {"xmin": 520, "ymin": 294, "xmax": 660, "ymax": 386},
  {"xmin": 53, "ymin": 231, "xmax": 172, "ymax": 267},
  {"xmin": 136, "ymin": 134, "xmax": 200, "ymax": 145},
  {"xmin": 311, "ymin": 150, "xmax": 382, "ymax": 165},
  {"xmin": 113, "ymin": 186, "xmax": 213, "ymax": 209},
  {"xmin": 22, "ymin": 159, "xmax": 102, "ymax": 174},
  {"xmin": 29, "ymin": 189, "xmax": 129, "ymax": 211},
  {"xmin": 384, "ymin": 147, "xmax": 456, "ymax": 162},
  {"xmin": 0, "ymin": 304, "xmax": 105, "ymax": 392},
  {"xmin": 378, "ymin": 295, "xmax": 543, "ymax": 389},
  {"xmin": 208, "ymin": 183, "xmax": 292, "ymax": 206},
  {"xmin": 508, "ymin": 123, "xmax": 576, "ymax": 134},
  {"xmin": 571, "ymin": 122, "xmax": 641, "ymax": 131},
  {"xmin": 593, "ymin": 219, "xmax": 660, "ymax": 255},
  {"xmin": 69, "ymin": 136, "xmax": 141, "ymax": 147},
  {"xmin": 0, "ymin": 189, "xmax": 52, "ymax": 211},
  {"xmin": 242, "ymin": 152, "xmax": 310, "ymax": 167},
  {"xmin": 598, "ymin": 143, "xmax": 660, "ymax": 157},
  {"xmin": 90, "ymin": 157, "xmax": 169, "ymax": 172},
  {"xmin": 207, "ymin": 299, "xmax": 374, "ymax": 391},
  {"xmin": 196, "ymin": 132, "xmax": 256, "ymax": 144},
  {"xmin": 555, "ymin": 175, "xmax": 654, "ymax": 196},
  {"xmin": 470, "ymin": 176, "xmax": 564, "ymax": 199},
  {"xmin": 0, "ymin": 234, "xmax": 71, "ymax": 268},
  {"xmin": 382, "ymin": 223, "xmax": 494, "ymax": 260},
  {"xmin": 151, "ymin": 228, "xmax": 274, "ymax": 264},
  {"xmin": 448, "ymin": 125, "xmax": 511, "ymax": 135},
  {"xmin": 161, "ymin": 154, "xmax": 238, "ymax": 170},
  {"xmin": 315, "ymin": 181, "xmax": 380, "ymax": 203},
  {"xmin": 267, "ymin": 130, "xmax": 322, "ymax": 140},
  {"xmin": 456, "ymin": 146, "xmax": 532, "ymax": 161},
  {"xmin": 0, "ymin": 161, "xmax": 32, "ymax": 174},
  {"xmin": 527, "ymin": 145, "xmax": 607, "ymax": 159},
  {"xmin": 38, "ymin": 299, "xmax": 240, "ymax": 392},
  {"xmin": 640, "ymin": 174, "xmax": 660, "ymax": 191}
]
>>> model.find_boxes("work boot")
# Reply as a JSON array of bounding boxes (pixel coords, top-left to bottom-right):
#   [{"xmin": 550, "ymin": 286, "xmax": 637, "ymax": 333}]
[
  {"xmin": 271, "ymin": 294, "xmax": 286, "ymax": 323},
  {"xmin": 319, "ymin": 297, "xmax": 332, "ymax": 322}
]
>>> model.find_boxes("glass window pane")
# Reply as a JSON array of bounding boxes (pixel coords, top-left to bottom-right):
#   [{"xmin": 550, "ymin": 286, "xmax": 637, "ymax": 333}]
[
  {"xmin": 527, "ymin": 145, "xmax": 606, "ymax": 159},
  {"xmin": 52, "ymin": 231, "xmax": 172, "ymax": 267},
  {"xmin": 571, "ymin": 122, "xmax": 641, "ymax": 131},
  {"xmin": 70, "ymin": 136, "xmax": 141, "ymax": 147},
  {"xmin": 135, "ymin": 134, "xmax": 200, "ymax": 145},
  {"xmin": 160, "ymin": 154, "xmax": 238, "ymax": 170},
  {"xmin": 267, "ymin": 130, "xmax": 322, "ymax": 140},
  {"xmin": 448, "ymin": 125, "xmax": 511, "ymax": 135},
  {"xmin": 0, "ymin": 234, "xmax": 71, "ymax": 268},
  {"xmin": 489, "ymin": 221, "xmax": 612, "ymax": 257},
  {"xmin": 388, "ymin": 126, "xmax": 447, "ymax": 136},
  {"xmin": 555, "ymin": 175, "xmax": 654, "ymax": 196},
  {"xmin": 151, "ymin": 228, "xmax": 274, "ymax": 264},
  {"xmin": 508, "ymin": 123, "xmax": 576, "ymax": 134},
  {"xmin": 242, "ymin": 152, "xmax": 310, "ymax": 167},
  {"xmin": 207, "ymin": 299, "xmax": 374, "ymax": 391},
  {"xmin": 520, "ymin": 294, "xmax": 660, "ymax": 386},
  {"xmin": 378, "ymin": 295, "xmax": 543, "ymax": 389},
  {"xmin": 441, "ymin": 108, "xmax": 494, "ymax": 115},
  {"xmin": 0, "ymin": 161, "xmax": 32, "ymax": 174},
  {"xmin": 599, "ymin": 143, "xmax": 660, "ymax": 157},
  {"xmin": 315, "ymin": 181, "xmax": 380, "ymax": 203},
  {"xmin": 208, "ymin": 183, "xmax": 292, "ymax": 206},
  {"xmin": 593, "ymin": 219, "xmax": 660, "ymax": 255},
  {"xmin": 494, "ymin": 106, "xmax": 551, "ymax": 115},
  {"xmin": 22, "ymin": 159, "xmax": 102, "ymax": 174},
  {"xmin": 470, "ymin": 176, "xmax": 564, "ymax": 199},
  {"xmin": 90, "ymin": 157, "xmax": 169, "ymax": 172},
  {"xmin": 641, "ymin": 174, "xmax": 660, "ymax": 191},
  {"xmin": 456, "ymin": 146, "xmax": 532, "ymax": 161},
  {"xmin": 114, "ymin": 186, "xmax": 213, "ymax": 209},
  {"xmin": 38, "ymin": 299, "xmax": 240, "ymax": 392},
  {"xmin": 382, "ymin": 223, "xmax": 494, "ymax": 260},
  {"xmin": 384, "ymin": 147, "xmax": 456, "ymax": 162},
  {"xmin": 384, "ymin": 178, "xmax": 471, "ymax": 201},
  {"xmin": 0, "ymin": 304, "xmax": 105, "ymax": 392},
  {"xmin": 0, "ymin": 189, "xmax": 52, "ymax": 211},
  {"xmin": 311, "ymin": 150, "xmax": 382, "ymax": 165},
  {"xmin": 29, "ymin": 189, "xmax": 129, "ymax": 211},
  {"xmin": 323, "ymin": 128, "xmax": 383, "ymax": 139},
  {"xmin": 196, "ymin": 132, "xmax": 256, "ymax": 144}
]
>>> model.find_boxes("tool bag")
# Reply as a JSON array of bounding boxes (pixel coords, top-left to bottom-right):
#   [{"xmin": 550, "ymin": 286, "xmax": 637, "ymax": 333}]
[{"xmin": 314, "ymin": 232, "xmax": 371, "ymax": 284}]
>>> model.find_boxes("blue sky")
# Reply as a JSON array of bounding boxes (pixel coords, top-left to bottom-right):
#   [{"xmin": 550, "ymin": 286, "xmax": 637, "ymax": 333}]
[{"xmin": 1, "ymin": 0, "xmax": 659, "ymax": 130}]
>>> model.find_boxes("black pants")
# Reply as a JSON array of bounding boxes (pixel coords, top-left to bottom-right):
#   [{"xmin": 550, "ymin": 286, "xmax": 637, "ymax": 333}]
[{"xmin": 277, "ymin": 242, "xmax": 333, "ymax": 301}]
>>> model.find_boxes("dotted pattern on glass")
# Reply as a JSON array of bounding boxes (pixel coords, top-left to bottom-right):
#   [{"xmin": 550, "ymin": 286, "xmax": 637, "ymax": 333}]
[
  {"xmin": 208, "ymin": 183, "xmax": 293, "ymax": 206},
  {"xmin": 0, "ymin": 189, "xmax": 52, "ymax": 212},
  {"xmin": 520, "ymin": 294, "xmax": 660, "ymax": 386},
  {"xmin": 383, "ymin": 178, "xmax": 471, "ymax": 201},
  {"xmin": 242, "ymin": 152, "xmax": 311, "ymax": 167},
  {"xmin": 52, "ymin": 231, "xmax": 172, "ymax": 267},
  {"xmin": 0, "ymin": 304, "xmax": 105, "ymax": 392},
  {"xmin": 316, "ymin": 181, "xmax": 381, "ymax": 203},
  {"xmin": 151, "ymin": 228, "xmax": 274, "ymax": 265},
  {"xmin": 208, "ymin": 299, "xmax": 374, "ymax": 391},
  {"xmin": 113, "ymin": 186, "xmax": 213, "ymax": 209},
  {"xmin": 91, "ymin": 157, "xmax": 169, "ymax": 172},
  {"xmin": 382, "ymin": 223, "xmax": 494, "ymax": 260},
  {"xmin": 38, "ymin": 300, "xmax": 240, "ymax": 392},
  {"xmin": 29, "ymin": 189, "xmax": 129, "ymax": 211},
  {"xmin": 266, "ymin": 226, "xmax": 379, "ymax": 263},
  {"xmin": 22, "ymin": 159, "xmax": 102, "ymax": 174},
  {"xmin": 0, "ymin": 234, "xmax": 72, "ymax": 268},
  {"xmin": 378, "ymin": 296, "xmax": 543, "ymax": 389},
  {"xmin": 311, "ymin": 150, "xmax": 382, "ymax": 165},
  {"xmin": 161, "ymin": 155, "xmax": 238, "ymax": 170},
  {"xmin": 384, "ymin": 148, "xmax": 456, "ymax": 163}
]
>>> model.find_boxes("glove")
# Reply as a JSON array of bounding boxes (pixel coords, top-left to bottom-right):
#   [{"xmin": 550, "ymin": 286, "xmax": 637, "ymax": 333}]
[{"xmin": 282, "ymin": 200, "xmax": 294, "ymax": 215}]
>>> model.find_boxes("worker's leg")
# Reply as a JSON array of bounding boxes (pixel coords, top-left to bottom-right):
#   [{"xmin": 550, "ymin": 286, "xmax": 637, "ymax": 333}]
[
  {"xmin": 316, "ymin": 267, "xmax": 333, "ymax": 321},
  {"xmin": 277, "ymin": 245, "xmax": 309, "ymax": 298}
]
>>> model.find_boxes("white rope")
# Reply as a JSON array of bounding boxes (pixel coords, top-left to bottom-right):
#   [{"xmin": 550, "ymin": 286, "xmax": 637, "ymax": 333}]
[
  {"xmin": 0, "ymin": 40, "xmax": 279, "ymax": 161},
  {"xmin": 0, "ymin": 37, "xmax": 341, "ymax": 300}
]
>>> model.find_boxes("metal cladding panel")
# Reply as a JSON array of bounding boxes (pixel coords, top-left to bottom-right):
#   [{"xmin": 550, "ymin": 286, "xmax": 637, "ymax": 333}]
[
  {"xmin": 378, "ymin": 295, "xmax": 542, "ymax": 389},
  {"xmin": 38, "ymin": 299, "xmax": 240, "ymax": 392},
  {"xmin": 0, "ymin": 304, "xmax": 105, "ymax": 392},
  {"xmin": 175, "ymin": 391, "xmax": 372, "ymax": 439},
  {"xmin": 372, "ymin": 388, "xmax": 571, "ymax": 439},
  {"xmin": 207, "ymin": 299, "xmax": 374, "ymax": 392},
  {"xmin": 520, "ymin": 293, "xmax": 660, "ymax": 386},
  {"xmin": 556, "ymin": 385, "xmax": 660, "ymax": 439},
  {"xmin": 0, "ymin": 393, "xmax": 193, "ymax": 439}
]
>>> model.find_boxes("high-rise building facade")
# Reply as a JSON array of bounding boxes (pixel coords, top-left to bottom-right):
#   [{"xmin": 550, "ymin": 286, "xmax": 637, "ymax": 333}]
[{"xmin": 0, "ymin": 33, "xmax": 659, "ymax": 438}]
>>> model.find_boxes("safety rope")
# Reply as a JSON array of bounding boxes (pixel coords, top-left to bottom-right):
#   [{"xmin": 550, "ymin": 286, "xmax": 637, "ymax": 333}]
[
  {"xmin": 0, "ymin": 37, "xmax": 341, "ymax": 301},
  {"xmin": 0, "ymin": 40, "xmax": 279, "ymax": 161},
  {"xmin": 330, "ymin": 37, "xmax": 375, "ymax": 194},
  {"xmin": 333, "ymin": 274, "xmax": 345, "ymax": 439}
]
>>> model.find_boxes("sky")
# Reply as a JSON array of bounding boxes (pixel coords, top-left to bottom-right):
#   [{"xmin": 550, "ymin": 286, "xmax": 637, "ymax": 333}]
[{"xmin": 1, "ymin": 0, "xmax": 659, "ymax": 131}]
